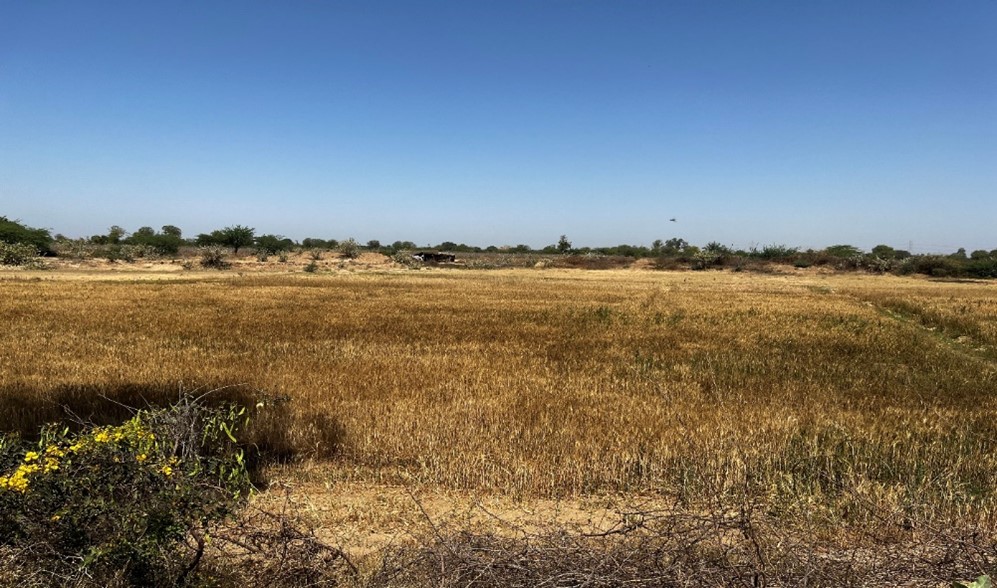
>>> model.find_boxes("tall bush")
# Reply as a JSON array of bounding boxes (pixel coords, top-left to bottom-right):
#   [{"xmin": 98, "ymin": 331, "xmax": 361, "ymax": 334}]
[
  {"xmin": 339, "ymin": 238, "xmax": 361, "ymax": 259},
  {"xmin": 200, "ymin": 246, "xmax": 229, "ymax": 269}
]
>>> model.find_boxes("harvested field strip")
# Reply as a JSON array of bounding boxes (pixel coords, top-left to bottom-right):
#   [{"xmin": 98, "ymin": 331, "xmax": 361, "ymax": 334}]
[{"xmin": 1, "ymin": 271, "xmax": 996, "ymax": 532}]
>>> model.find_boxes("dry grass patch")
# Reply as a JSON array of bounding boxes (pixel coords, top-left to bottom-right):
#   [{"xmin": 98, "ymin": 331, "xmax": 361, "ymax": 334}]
[{"xmin": 1, "ymin": 269, "xmax": 995, "ymax": 579}]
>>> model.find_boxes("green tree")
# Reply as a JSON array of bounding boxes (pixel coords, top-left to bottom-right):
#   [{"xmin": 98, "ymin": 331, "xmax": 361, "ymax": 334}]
[
  {"xmin": 704, "ymin": 242, "xmax": 732, "ymax": 256},
  {"xmin": 661, "ymin": 238, "xmax": 688, "ymax": 255},
  {"xmin": 123, "ymin": 226, "xmax": 184, "ymax": 255},
  {"xmin": 0, "ymin": 216, "xmax": 53, "ymax": 254},
  {"xmin": 824, "ymin": 244, "xmax": 862, "ymax": 258},
  {"xmin": 366, "ymin": 239, "xmax": 382, "ymax": 250},
  {"xmin": 156, "ymin": 229, "xmax": 184, "ymax": 255},
  {"xmin": 557, "ymin": 235, "xmax": 571, "ymax": 254},
  {"xmin": 254, "ymin": 234, "xmax": 293, "ymax": 254},
  {"xmin": 870, "ymin": 244, "xmax": 896, "ymax": 259},
  {"xmin": 161, "ymin": 225, "xmax": 182, "ymax": 238},
  {"xmin": 217, "ymin": 225, "xmax": 255, "ymax": 254},
  {"xmin": 107, "ymin": 225, "xmax": 127, "ymax": 244},
  {"xmin": 195, "ymin": 232, "xmax": 220, "ymax": 246},
  {"xmin": 132, "ymin": 226, "xmax": 156, "ymax": 239}
]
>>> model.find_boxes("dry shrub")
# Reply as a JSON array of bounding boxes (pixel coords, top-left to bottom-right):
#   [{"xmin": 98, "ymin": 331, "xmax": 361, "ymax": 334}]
[
  {"xmin": 653, "ymin": 255, "xmax": 685, "ymax": 270},
  {"xmin": 366, "ymin": 496, "xmax": 996, "ymax": 588},
  {"xmin": 339, "ymin": 239, "xmax": 361, "ymax": 259},
  {"xmin": 0, "ymin": 383, "xmax": 340, "ymax": 478},
  {"xmin": 200, "ymin": 246, "xmax": 229, "ymax": 269},
  {"xmin": 558, "ymin": 254, "xmax": 634, "ymax": 270},
  {"xmin": 203, "ymin": 488, "xmax": 355, "ymax": 587}
]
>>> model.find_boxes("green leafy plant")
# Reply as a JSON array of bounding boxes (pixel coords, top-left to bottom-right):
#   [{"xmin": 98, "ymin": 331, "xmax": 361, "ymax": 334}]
[
  {"xmin": 954, "ymin": 575, "xmax": 993, "ymax": 588},
  {"xmin": 0, "ymin": 396, "xmax": 253, "ymax": 586}
]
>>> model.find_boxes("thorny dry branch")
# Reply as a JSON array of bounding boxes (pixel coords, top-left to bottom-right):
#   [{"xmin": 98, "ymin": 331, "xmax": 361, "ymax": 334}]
[{"xmin": 361, "ymin": 491, "xmax": 995, "ymax": 588}]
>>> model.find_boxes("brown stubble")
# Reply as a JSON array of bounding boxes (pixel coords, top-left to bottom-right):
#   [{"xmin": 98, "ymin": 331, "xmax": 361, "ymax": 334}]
[{"xmin": 1, "ymin": 269, "xmax": 995, "ymax": 532}]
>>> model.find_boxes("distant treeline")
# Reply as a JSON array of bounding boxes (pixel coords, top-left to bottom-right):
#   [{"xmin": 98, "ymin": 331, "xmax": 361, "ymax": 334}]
[{"xmin": 2, "ymin": 216, "xmax": 996, "ymax": 278}]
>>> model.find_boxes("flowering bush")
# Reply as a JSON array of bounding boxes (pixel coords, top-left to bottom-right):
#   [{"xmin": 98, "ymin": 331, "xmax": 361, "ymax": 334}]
[
  {"xmin": 0, "ymin": 242, "xmax": 37, "ymax": 266},
  {"xmin": 0, "ymin": 398, "xmax": 253, "ymax": 586}
]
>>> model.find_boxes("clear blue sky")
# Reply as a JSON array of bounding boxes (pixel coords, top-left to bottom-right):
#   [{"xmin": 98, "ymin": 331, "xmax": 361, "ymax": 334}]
[{"xmin": 2, "ymin": 1, "xmax": 994, "ymax": 252}]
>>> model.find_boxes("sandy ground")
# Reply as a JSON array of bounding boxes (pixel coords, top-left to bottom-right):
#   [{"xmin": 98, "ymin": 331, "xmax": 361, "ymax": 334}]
[{"xmin": 255, "ymin": 464, "xmax": 667, "ymax": 558}]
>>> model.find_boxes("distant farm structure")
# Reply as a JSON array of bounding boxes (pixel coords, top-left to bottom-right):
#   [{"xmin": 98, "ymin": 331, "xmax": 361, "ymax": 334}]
[{"xmin": 412, "ymin": 252, "xmax": 457, "ymax": 263}]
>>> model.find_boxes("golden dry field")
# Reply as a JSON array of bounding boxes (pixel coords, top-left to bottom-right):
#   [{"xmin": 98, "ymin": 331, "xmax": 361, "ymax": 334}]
[{"xmin": 2, "ymin": 266, "xmax": 996, "ymax": 581}]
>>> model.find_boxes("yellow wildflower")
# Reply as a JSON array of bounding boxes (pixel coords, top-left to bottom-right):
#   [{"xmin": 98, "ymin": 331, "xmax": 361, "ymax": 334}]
[
  {"xmin": 136, "ymin": 453, "xmax": 148, "ymax": 462},
  {"xmin": 23, "ymin": 451, "xmax": 39, "ymax": 463},
  {"xmin": 161, "ymin": 465, "xmax": 173, "ymax": 477},
  {"xmin": 50, "ymin": 514, "xmax": 61, "ymax": 522},
  {"xmin": 94, "ymin": 430, "xmax": 111, "ymax": 443},
  {"xmin": 45, "ymin": 445, "xmax": 65, "ymax": 457},
  {"xmin": 4, "ymin": 467, "xmax": 34, "ymax": 493},
  {"xmin": 69, "ymin": 442, "xmax": 84, "ymax": 453},
  {"xmin": 43, "ymin": 458, "xmax": 60, "ymax": 473}
]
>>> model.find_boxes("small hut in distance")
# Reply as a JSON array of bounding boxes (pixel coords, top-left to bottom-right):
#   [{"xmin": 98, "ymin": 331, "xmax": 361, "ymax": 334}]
[{"xmin": 412, "ymin": 252, "xmax": 456, "ymax": 263}]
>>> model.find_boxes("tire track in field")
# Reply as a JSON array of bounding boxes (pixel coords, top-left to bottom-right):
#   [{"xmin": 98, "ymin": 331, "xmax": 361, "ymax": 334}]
[{"xmin": 833, "ymin": 288, "xmax": 997, "ymax": 370}]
